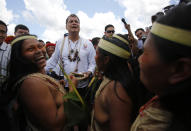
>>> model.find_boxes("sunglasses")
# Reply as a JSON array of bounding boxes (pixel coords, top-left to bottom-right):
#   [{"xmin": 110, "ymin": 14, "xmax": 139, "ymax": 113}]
[{"xmin": 106, "ymin": 30, "xmax": 115, "ymax": 33}]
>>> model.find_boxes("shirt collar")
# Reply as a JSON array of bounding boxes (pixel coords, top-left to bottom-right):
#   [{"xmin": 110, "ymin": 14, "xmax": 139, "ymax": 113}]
[{"xmin": 0, "ymin": 42, "xmax": 8, "ymax": 51}]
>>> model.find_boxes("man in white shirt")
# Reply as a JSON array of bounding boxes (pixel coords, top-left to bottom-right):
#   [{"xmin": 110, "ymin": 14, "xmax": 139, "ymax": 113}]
[
  {"xmin": 0, "ymin": 20, "xmax": 11, "ymax": 92},
  {"xmin": 45, "ymin": 14, "xmax": 96, "ymax": 90}
]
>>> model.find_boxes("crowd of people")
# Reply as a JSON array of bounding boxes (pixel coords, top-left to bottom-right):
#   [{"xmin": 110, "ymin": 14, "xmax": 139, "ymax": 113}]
[{"xmin": 0, "ymin": 1, "xmax": 191, "ymax": 131}]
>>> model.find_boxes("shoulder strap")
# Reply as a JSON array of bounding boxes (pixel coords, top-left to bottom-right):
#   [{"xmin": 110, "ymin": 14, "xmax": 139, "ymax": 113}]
[
  {"xmin": 95, "ymin": 77, "xmax": 111, "ymax": 98},
  {"xmin": 16, "ymin": 73, "xmax": 66, "ymax": 95},
  {"xmin": 58, "ymin": 37, "xmax": 66, "ymax": 76},
  {"xmin": 60, "ymin": 37, "xmax": 66, "ymax": 65}
]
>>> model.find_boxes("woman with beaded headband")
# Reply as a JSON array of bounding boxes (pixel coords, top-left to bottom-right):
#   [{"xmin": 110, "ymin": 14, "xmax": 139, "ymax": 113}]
[
  {"xmin": 131, "ymin": 4, "xmax": 191, "ymax": 131},
  {"xmin": 5, "ymin": 34, "xmax": 67, "ymax": 131},
  {"xmin": 90, "ymin": 33, "xmax": 147, "ymax": 131}
]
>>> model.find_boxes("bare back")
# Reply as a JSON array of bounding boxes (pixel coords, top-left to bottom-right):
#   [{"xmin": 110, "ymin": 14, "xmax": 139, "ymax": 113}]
[{"xmin": 92, "ymin": 77, "xmax": 133, "ymax": 131}]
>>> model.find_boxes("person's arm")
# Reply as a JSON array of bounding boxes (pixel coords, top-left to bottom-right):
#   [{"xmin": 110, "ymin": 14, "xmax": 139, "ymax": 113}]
[
  {"xmin": 20, "ymin": 77, "xmax": 65, "ymax": 130},
  {"xmin": 131, "ymin": 40, "xmax": 140, "ymax": 57},
  {"xmin": 86, "ymin": 40, "xmax": 96, "ymax": 75},
  {"xmin": 81, "ymin": 40, "xmax": 96, "ymax": 79},
  {"xmin": 125, "ymin": 24, "xmax": 135, "ymax": 40},
  {"xmin": 106, "ymin": 82, "xmax": 133, "ymax": 131},
  {"xmin": 124, "ymin": 24, "xmax": 139, "ymax": 56}
]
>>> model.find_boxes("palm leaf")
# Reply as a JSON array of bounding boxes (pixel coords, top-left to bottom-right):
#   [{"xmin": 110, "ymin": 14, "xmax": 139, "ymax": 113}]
[{"xmin": 58, "ymin": 64, "xmax": 85, "ymax": 108}]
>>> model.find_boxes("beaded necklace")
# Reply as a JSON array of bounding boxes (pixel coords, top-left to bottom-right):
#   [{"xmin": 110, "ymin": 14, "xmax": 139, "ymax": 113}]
[
  {"xmin": 68, "ymin": 39, "xmax": 81, "ymax": 62},
  {"xmin": 67, "ymin": 38, "xmax": 82, "ymax": 72},
  {"xmin": 139, "ymin": 95, "xmax": 159, "ymax": 117}
]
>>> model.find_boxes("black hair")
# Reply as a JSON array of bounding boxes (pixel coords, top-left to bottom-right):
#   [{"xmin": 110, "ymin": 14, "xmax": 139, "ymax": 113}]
[
  {"xmin": 38, "ymin": 39, "xmax": 44, "ymax": 43},
  {"xmin": 0, "ymin": 20, "xmax": 8, "ymax": 32},
  {"xmin": 66, "ymin": 14, "xmax": 80, "ymax": 24},
  {"xmin": 64, "ymin": 33, "xmax": 69, "ymax": 37},
  {"xmin": 105, "ymin": 24, "xmax": 114, "ymax": 31},
  {"xmin": 150, "ymin": 4, "xmax": 191, "ymax": 131},
  {"xmin": 91, "ymin": 37, "xmax": 100, "ymax": 46},
  {"xmin": 151, "ymin": 12, "xmax": 165, "ymax": 23},
  {"xmin": 163, "ymin": 4, "xmax": 175, "ymax": 14},
  {"xmin": 151, "ymin": 4, "xmax": 191, "ymax": 63},
  {"xmin": 14, "ymin": 24, "xmax": 29, "ymax": 33},
  {"xmin": 179, "ymin": 0, "xmax": 191, "ymax": 4},
  {"xmin": 6, "ymin": 34, "xmax": 39, "ymax": 94},
  {"xmin": 135, "ymin": 28, "xmax": 145, "ymax": 34},
  {"xmin": 156, "ymin": 11, "xmax": 164, "ymax": 16},
  {"xmin": 99, "ymin": 35, "xmax": 131, "ymax": 92},
  {"xmin": 98, "ymin": 35, "xmax": 145, "ymax": 122},
  {"xmin": 151, "ymin": 15, "xmax": 157, "ymax": 23}
]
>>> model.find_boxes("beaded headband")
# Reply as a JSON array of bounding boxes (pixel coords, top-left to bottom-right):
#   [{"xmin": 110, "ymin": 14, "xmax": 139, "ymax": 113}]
[
  {"xmin": 11, "ymin": 35, "xmax": 37, "ymax": 46},
  {"xmin": 98, "ymin": 38, "xmax": 130, "ymax": 59},
  {"xmin": 151, "ymin": 22, "xmax": 191, "ymax": 47},
  {"xmin": 113, "ymin": 34, "xmax": 129, "ymax": 45}
]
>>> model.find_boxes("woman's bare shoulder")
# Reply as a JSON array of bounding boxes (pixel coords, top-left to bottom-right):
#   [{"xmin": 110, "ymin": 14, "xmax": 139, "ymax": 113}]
[
  {"xmin": 21, "ymin": 76, "xmax": 45, "ymax": 88},
  {"xmin": 105, "ymin": 81, "xmax": 132, "ymax": 105},
  {"xmin": 20, "ymin": 76, "xmax": 50, "ymax": 98}
]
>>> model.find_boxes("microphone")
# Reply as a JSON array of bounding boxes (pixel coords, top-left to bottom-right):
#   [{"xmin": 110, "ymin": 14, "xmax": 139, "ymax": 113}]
[{"xmin": 121, "ymin": 18, "xmax": 127, "ymax": 25}]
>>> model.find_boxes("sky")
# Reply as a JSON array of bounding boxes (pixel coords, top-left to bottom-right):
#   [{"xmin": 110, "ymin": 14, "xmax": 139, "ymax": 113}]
[{"xmin": 0, "ymin": 0, "xmax": 179, "ymax": 43}]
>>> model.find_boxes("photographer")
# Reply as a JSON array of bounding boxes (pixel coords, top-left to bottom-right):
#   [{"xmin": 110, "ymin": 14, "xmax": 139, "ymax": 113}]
[{"xmin": 135, "ymin": 28, "xmax": 147, "ymax": 49}]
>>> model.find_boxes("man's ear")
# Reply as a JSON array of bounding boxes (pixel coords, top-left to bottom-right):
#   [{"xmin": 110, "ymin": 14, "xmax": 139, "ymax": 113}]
[{"xmin": 169, "ymin": 58, "xmax": 191, "ymax": 84}]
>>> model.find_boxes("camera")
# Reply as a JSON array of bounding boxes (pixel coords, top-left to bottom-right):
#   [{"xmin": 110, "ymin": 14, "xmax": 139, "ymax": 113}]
[{"xmin": 141, "ymin": 35, "xmax": 147, "ymax": 43}]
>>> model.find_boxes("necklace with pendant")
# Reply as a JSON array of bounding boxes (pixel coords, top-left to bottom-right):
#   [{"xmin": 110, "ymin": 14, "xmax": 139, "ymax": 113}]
[{"xmin": 68, "ymin": 39, "xmax": 81, "ymax": 62}]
